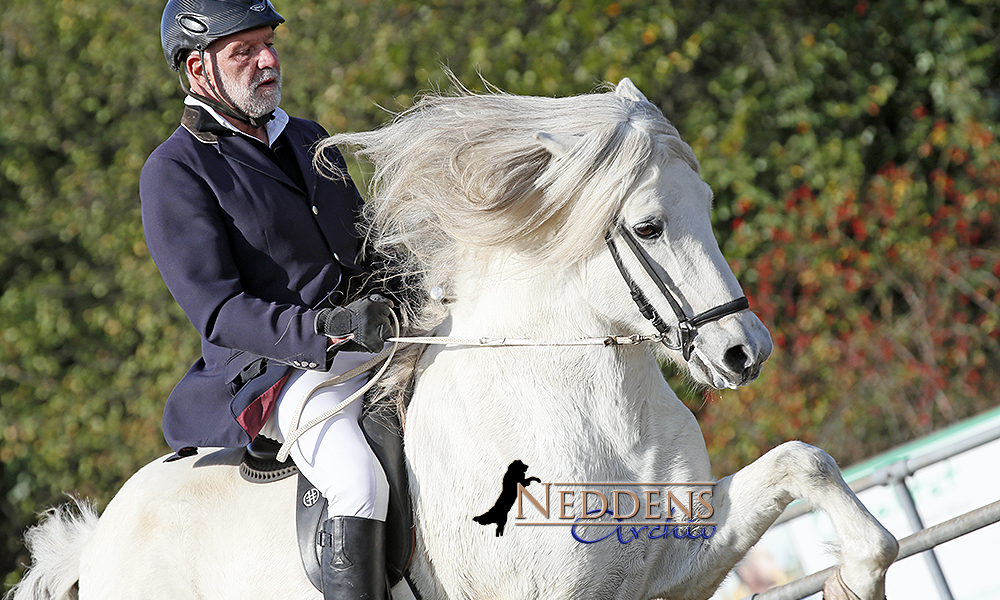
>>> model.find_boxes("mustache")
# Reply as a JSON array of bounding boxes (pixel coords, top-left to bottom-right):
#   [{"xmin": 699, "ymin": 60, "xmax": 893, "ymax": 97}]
[{"xmin": 250, "ymin": 68, "xmax": 280, "ymax": 91}]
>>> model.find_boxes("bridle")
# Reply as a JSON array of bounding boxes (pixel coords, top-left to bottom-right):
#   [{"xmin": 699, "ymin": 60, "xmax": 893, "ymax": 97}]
[
  {"xmin": 605, "ymin": 223, "xmax": 749, "ymax": 361},
  {"xmin": 378, "ymin": 223, "xmax": 750, "ymax": 355}
]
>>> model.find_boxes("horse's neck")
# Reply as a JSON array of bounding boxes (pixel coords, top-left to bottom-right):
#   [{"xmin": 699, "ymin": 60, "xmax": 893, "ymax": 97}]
[
  {"xmin": 448, "ymin": 256, "xmax": 587, "ymax": 333},
  {"xmin": 445, "ymin": 259, "xmax": 665, "ymax": 404},
  {"xmin": 428, "ymin": 262, "xmax": 711, "ymax": 481}
]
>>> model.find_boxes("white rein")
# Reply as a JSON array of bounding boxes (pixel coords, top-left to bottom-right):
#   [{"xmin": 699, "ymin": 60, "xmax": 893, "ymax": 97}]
[
  {"xmin": 386, "ymin": 333, "xmax": 666, "ymax": 347},
  {"xmin": 275, "ymin": 314, "xmax": 663, "ymax": 462},
  {"xmin": 275, "ymin": 312, "xmax": 401, "ymax": 462}
]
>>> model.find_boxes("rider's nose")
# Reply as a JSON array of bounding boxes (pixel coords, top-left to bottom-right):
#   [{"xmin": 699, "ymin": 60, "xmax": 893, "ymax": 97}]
[{"xmin": 259, "ymin": 46, "xmax": 279, "ymax": 70}]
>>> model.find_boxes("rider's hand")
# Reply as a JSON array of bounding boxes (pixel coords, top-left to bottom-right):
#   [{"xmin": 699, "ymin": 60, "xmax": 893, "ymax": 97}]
[{"xmin": 315, "ymin": 294, "xmax": 394, "ymax": 353}]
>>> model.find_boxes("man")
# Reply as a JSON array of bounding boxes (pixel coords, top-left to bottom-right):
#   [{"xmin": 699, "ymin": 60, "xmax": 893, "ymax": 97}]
[{"xmin": 141, "ymin": 1, "xmax": 393, "ymax": 597}]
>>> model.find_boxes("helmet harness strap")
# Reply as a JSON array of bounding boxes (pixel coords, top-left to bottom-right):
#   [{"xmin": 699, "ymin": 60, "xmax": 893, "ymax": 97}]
[{"xmin": 177, "ymin": 47, "xmax": 275, "ymax": 131}]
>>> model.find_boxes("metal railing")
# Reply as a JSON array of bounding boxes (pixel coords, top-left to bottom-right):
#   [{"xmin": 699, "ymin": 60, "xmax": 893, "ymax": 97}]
[
  {"xmin": 741, "ymin": 417, "xmax": 1000, "ymax": 600},
  {"xmin": 748, "ymin": 500, "xmax": 1000, "ymax": 600}
]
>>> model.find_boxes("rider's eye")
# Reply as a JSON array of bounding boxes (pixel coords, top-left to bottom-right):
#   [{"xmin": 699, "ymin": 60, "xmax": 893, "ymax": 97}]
[{"xmin": 632, "ymin": 220, "xmax": 663, "ymax": 239}]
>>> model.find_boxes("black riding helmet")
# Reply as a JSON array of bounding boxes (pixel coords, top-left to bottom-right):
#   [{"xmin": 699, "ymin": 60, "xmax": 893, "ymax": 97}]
[{"xmin": 161, "ymin": 0, "xmax": 284, "ymax": 72}]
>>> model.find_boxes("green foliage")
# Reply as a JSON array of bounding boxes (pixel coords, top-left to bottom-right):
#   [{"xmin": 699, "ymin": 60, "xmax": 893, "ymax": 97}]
[
  {"xmin": 3, "ymin": 0, "xmax": 998, "ymax": 588},
  {"xmin": 671, "ymin": 0, "xmax": 1000, "ymax": 475},
  {"xmin": 1, "ymin": 0, "xmax": 197, "ymax": 584}
]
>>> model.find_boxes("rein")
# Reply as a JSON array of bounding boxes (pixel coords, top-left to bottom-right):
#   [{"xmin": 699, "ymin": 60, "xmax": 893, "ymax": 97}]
[
  {"xmin": 385, "ymin": 334, "xmax": 666, "ymax": 347},
  {"xmin": 276, "ymin": 223, "xmax": 750, "ymax": 457},
  {"xmin": 275, "ymin": 313, "xmax": 401, "ymax": 462}
]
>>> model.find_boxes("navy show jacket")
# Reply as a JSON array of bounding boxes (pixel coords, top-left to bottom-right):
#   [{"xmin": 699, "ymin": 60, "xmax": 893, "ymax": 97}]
[{"xmin": 140, "ymin": 106, "xmax": 365, "ymax": 451}]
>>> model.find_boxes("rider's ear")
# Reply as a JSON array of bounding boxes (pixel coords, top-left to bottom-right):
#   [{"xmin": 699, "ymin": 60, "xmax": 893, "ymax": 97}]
[
  {"xmin": 534, "ymin": 131, "xmax": 581, "ymax": 158},
  {"xmin": 186, "ymin": 52, "xmax": 206, "ymax": 85}
]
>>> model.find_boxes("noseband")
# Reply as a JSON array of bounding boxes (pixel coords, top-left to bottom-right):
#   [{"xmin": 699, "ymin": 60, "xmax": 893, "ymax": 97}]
[{"xmin": 605, "ymin": 224, "xmax": 750, "ymax": 361}]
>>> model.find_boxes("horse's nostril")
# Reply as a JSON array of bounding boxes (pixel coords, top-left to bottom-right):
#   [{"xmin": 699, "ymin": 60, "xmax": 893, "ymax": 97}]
[{"xmin": 723, "ymin": 345, "xmax": 750, "ymax": 375}]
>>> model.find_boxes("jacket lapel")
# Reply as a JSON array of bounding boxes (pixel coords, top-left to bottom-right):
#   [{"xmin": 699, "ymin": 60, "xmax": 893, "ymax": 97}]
[
  {"xmin": 183, "ymin": 106, "xmax": 302, "ymax": 192},
  {"xmin": 281, "ymin": 124, "xmax": 320, "ymax": 199},
  {"xmin": 185, "ymin": 108, "xmax": 361, "ymax": 271},
  {"xmin": 217, "ymin": 135, "xmax": 299, "ymax": 191},
  {"xmin": 185, "ymin": 106, "xmax": 314, "ymax": 195}
]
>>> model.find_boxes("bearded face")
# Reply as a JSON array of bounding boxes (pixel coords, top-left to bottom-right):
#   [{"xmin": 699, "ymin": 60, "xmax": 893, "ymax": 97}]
[
  {"xmin": 221, "ymin": 64, "xmax": 282, "ymax": 118},
  {"xmin": 191, "ymin": 26, "xmax": 283, "ymax": 122}
]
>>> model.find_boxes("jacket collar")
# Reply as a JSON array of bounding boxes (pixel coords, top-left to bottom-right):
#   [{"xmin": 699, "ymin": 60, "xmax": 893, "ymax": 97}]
[
  {"xmin": 179, "ymin": 105, "xmax": 317, "ymax": 197},
  {"xmin": 180, "ymin": 105, "xmax": 227, "ymax": 144},
  {"xmin": 182, "ymin": 96, "xmax": 290, "ymax": 145}
]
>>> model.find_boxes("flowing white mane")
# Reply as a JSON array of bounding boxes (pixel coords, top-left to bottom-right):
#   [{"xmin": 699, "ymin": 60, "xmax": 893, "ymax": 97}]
[{"xmin": 317, "ymin": 84, "xmax": 700, "ymax": 408}]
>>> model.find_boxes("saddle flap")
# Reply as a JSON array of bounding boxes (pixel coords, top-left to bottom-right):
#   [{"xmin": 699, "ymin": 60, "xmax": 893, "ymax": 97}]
[{"xmin": 241, "ymin": 408, "xmax": 414, "ymax": 592}]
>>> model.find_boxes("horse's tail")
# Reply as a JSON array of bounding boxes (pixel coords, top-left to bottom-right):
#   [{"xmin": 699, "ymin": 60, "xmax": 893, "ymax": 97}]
[{"xmin": 4, "ymin": 497, "xmax": 99, "ymax": 600}]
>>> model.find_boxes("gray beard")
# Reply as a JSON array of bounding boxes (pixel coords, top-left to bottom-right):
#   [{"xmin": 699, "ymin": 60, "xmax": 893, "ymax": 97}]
[{"xmin": 222, "ymin": 67, "xmax": 282, "ymax": 118}]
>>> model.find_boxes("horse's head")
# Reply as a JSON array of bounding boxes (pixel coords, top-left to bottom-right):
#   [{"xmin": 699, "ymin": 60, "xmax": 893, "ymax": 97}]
[
  {"xmin": 537, "ymin": 79, "xmax": 772, "ymax": 389},
  {"xmin": 322, "ymin": 77, "xmax": 770, "ymax": 389}
]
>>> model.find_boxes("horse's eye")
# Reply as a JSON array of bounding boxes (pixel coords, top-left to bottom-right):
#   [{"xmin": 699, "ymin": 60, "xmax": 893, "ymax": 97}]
[{"xmin": 633, "ymin": 220, "xmax": 663, "ymax": 239}]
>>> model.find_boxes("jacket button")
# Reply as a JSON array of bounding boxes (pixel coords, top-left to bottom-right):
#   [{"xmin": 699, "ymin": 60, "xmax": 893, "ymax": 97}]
[{"xmin": 312, "ymin": 205, "xmax": 318, "ymax": 215}]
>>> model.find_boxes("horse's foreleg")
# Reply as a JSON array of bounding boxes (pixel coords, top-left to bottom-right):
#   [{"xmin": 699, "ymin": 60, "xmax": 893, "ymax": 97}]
[{"xmin": 706, "ymin": 441, "xmax": 898, "ymax": 600}]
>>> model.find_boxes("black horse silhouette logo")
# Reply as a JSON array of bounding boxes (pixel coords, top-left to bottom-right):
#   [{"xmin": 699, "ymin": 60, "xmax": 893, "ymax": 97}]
[{"xmin": 473, "ymin": 460, "xmax": 540, "ymax": 536}]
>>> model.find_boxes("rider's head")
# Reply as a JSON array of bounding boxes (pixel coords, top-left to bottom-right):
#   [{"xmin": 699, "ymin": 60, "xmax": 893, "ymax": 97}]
[{"xmin": 161, "ymin": 0, "xmax": 285, "ymax": 128}]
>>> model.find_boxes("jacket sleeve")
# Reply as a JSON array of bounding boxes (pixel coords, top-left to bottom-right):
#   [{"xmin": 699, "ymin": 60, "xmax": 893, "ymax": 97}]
[{"xmin": 140, "ymin": 153, "xmax": 329, "ymax": 367}]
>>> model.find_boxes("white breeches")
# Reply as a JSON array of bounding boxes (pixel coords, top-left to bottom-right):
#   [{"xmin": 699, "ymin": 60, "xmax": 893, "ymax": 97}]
[{"xmin": 259, "ymin": 350, "xmax": 390, "ymax": 521}]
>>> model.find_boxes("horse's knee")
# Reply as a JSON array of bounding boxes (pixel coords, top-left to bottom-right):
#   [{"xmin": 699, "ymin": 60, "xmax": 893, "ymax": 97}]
[
  {"xmin": 772, "ymin": 441, "xmax": 841, "ymax": 489},
  {"xmin": 773, "ymin": 442, "xmax": 899, "ymax": 598}
]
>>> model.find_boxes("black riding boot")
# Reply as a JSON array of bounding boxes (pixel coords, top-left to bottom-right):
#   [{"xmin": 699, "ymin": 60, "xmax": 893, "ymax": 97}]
[{"xmin": 319, "ymin": 516, "xmax": 387, "ymax": 600}]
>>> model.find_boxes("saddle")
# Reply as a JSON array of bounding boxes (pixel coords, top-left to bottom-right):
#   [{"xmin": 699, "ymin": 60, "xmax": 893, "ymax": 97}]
[{"xmin": 239, "ymin": 413, "xmax": 414, "ymax": 592}]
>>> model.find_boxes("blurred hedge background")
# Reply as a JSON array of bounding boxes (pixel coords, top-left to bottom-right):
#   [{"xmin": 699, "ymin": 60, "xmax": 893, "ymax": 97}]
[{"xmin": 2, "ymin": 0, "xmax": 998, "ymax": 587}]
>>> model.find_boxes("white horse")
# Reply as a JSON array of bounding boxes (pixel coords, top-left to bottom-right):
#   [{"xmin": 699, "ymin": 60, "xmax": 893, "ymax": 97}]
[{"xmin": 7, "ymin": 79, "xmax": 897, "ymax": 600}]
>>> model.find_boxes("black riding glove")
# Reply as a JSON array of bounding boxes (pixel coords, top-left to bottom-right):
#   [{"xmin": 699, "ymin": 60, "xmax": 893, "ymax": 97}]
[{"xmin": 315, "ymin": 294, "xmax": 394, "ymax": 353}]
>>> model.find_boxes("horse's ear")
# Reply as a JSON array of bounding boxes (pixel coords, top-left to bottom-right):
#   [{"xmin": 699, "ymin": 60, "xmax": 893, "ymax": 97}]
[
  {"xmin": 614, "ymin": 78, "xmax": 648, "ymax": 102},
  {"xmin": 534, "ymin": 131, "xmax": 581, "ymax": 158}
]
